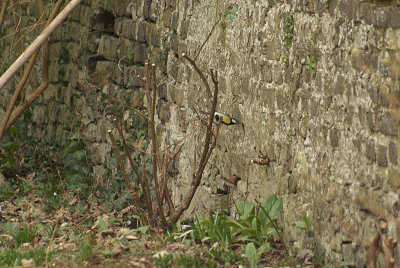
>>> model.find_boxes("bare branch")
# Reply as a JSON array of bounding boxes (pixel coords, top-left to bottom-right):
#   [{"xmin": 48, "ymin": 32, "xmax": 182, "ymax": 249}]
[
  {"xmin": 173, "ymin": 57, "xmax": 219, "ymax": 222},
  {"xmin": 0, "ymin": 0, "xmax": 9, "ymax": 31},
  {"xmin": 108, "ymin": 130, "xmax": 148, "ymax": 226},
  {"xmin": 182, "ymin": 53, "xmax": 212, "ymax": 99},
  {"xmin": 0, "ymin": 0, "xmax": 82, "ymax": 91},
  {"xmin": 0, "ymin": 0, "xmax": 65, "ymax": 139}
]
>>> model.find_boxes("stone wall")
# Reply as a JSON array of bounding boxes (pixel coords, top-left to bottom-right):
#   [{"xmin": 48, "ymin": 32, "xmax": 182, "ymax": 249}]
[{"xmin": 1, "ymin": 0, "xmax": 400, "ymax": 265}]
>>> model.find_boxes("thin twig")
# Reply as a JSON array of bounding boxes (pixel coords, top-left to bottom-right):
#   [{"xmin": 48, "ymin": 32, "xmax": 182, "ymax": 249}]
[
  {"xmin": 112, "ymin": 117, "xmax": 154, "ymax": 225},
  {"xmin": 144, "ymin": 63, "xmax": 168, "ymax": 227},
  {"xmin": 108, "ymin": 130, "xmax": 148, "ymax": 226},
  {"xmin": 0, "ymin": 0, "xmax": 8, "ymax": 30},
  {"xmin": 173, "ymin": 58, "xmax": 219, "ymax": 222},
  {"xmin": 0, "ymin": 0, "xmax": 81, "ymax": 90},
  {"xmin": 182, "ymin": 53, "xmax": 212, "ymax": 99},
  {"xmin": 194, "ymin": 15, "xmax": 221, "ymax": 62},
  {"xmin": 0, "ymin": 0, "xmax": 65, "ymax": 139}
]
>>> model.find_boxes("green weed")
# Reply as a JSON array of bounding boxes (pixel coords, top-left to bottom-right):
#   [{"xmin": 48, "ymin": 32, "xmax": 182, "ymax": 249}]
[
  {"xmin": 245, "ymin": 242, "xmax": 269, "ymax": 268},
  {"xmin": 295, "ymin": 210, "xmax": 313, "ymax": 234},
  {"xmin": 283, "ymin": 14, "xmax": 294, "ymax": 47},
  {"xmin": 154, "ymin": 253, "xmax": 172, "ymax": 267}
]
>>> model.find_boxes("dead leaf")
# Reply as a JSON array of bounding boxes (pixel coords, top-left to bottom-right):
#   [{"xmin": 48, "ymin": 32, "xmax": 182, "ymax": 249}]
[
  {"xmin": 112, "ymin": 244, "xmax": 124, "ymax": 257},
  {"xmin": 21, "ymin": 258, "xmax": 34, "ymax": 267},
  {"xmin": 125, "ymin": 235, "xmax": 138, "ymax": 240},
  {"xmin": 153, "ymin": 250, "xmax": 168, "ymax": 258}
]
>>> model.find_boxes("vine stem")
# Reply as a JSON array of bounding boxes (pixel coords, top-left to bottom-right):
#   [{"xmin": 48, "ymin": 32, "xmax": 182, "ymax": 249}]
[
  {"xmin": 194, "ymin": 15, "xmax": 221, "ymax": 61},
  {"xmin": 256, "ymin": 200, "xmax": 289, "ymax": 255}
]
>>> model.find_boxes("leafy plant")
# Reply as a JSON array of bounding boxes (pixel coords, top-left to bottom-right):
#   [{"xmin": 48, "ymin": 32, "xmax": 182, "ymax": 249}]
[
  {"xmin": 296, "ymin": 210, "xmax": 313, "ymax": 234},
  {"xmin": 74, "ymin": 233, "xmax": 95, "ymax": 264},
  {"xmin": 154, "ymin": 253, "xmax": 172, "ymax": 267},
  {"xmin": 231, "ymin": 194, "xmax": 283, "ymax": 246},
  {"xmin": 220, "ymin": 6, "xmax": 238, "ymax": 30},
  {"xmin": 208, "ymin": 247, "xmax": 244, "ymax": 265},
  {"xmin": 62, "ymin": 136, "xmax": 92, "ymax": 193},
  {"xmin": 175, "ymin": 253, "xmax": 203, "ymax": 268},
  {"xmin": 0, "ymin": 248, "xmax": 50, "ymax": 267},
  {"xmin": 245, "ymin": 242, "xmax": 269, "ymax": 268},
  {"xmin": 189, "ymin": 210, "xmax": 234, "ymax": 248},
  {"xmin": 0, "ymin": 127, "xmax": 19, "ymax": 172},
  {"xmin": 283, "ymin": 14, "xmax": 294, "ymax": 47}
]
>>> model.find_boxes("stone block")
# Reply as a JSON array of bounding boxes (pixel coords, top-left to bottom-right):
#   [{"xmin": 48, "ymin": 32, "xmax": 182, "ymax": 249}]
[
  {"xmin": 148, "ymin": 1, "xmax": 160, "ymax": 22},
  {"xmin": 131, "ymin": 89, "xmax": 144, "ymax": 108},
  {"xmin": 262, "ymin": 39, "xmax": 281, "ymax": 60},
  {"xmin": 114, "ymin": 0, "xmax": 132, "ymax": 16},
  {"xmin": 388, "ymin": 6, "xmax": 400, "ymax": 29},
  {"xmin": 117, "ymin": 37, "xmax": 134, "ymax": 59},
  {"xmin": 367, "ymin": 84, "xmax": 389, "ymax": 108},
  {"xmin": 389, "ymin": 141, "xmax": 398, "ymax": 165},
  {"xmin": 114, "ymin": 17, "xmax": 123, "ymax": 35},
  {"xmin": 329, "ymin": 128, "xmax": 339, "ymax": 148},
  {"xmin": 156, "ymin": 100, "xmax": 171, "ymax": 123},
  {"xmin": 70, "ymin": 5, "xmax": 81, "ymax": 22},
  {"xmin": 378, "ymin": 111, "xmax": 398, "ymax": 136},
  {"xmin": 121, "ymin": 20, "xmax": 136, "ymax": 40},
  {"xmin": 58, "ymin": 104, "xmax": 70, "ymax": 125},
  {"xmin": 372, "ymin": 6, "xmax": 387, "ymax": 28},
  {"xmin": 366, "ymin": 139, "xmax": 376, "ymax": 161},
  {"xmin": 49, "ymin": 42, "xmax": 61, "ymax": 64},
  {"xmin": 363, "ymin": 50, "xmax": 379, "ymax": 72},
  {"xmin": 334, "ymin": 74, "xmax": 345, "ymax": 95},
  {"xmin": 388, "ymin": 168, "xmax": 400, "ymax": 190},
  {"xmin": 146, "ymin": 22, "xmax": 160, "ymax": 47},
  {"xmin": 91, "ymin": 69, "xmax": 109, "ymax": 89},
  {"xmin": 49, "ymin": 62, "xmax": 59, "ymax": 83},
  {"xmin": 163, "ymin": 8, "xmax": 172, "ymax": 28},
  {"xmin": 79, "ymin": 5, "xmax": 92, "ymax": 26},
  {"xmin": 159, "ymin": 83, "xmax": 167, "ymax": 101},
  {"xmin": 133, "ymin": 44, "xmax": 148, "ymax": 64},
  {"xmin": 351, "ymin": 47, "xmax": 367, "ymax": 73},
  {"xmin": 97, "ymin": 35, "xmax": 119, "ymax": 60},
  {"xmin": 137, "ymin": 21, "xmax": 147, "ymax": 42},
  {"xmin": 365, "ymin": 112, "xmax": 374, "ymax": 131},
  {"xmin": 377, "ymin": 144, "xmax": 388, "ymax": 167},
  {"xmin": 171, "ymin": 12, "xmax": 179, "ymax": 32},
  {"xmin": 360, "ymin": 2, "xmax": 373, "ymax": 25},
  {"xmin": 180, "ymin": 19, "xmax": 190, "ymax": 39}
]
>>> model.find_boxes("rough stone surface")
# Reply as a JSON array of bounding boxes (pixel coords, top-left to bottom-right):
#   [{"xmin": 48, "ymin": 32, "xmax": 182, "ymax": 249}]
[{"xmin": 1, "ymin": 0, "xmax": 400, "ymax": 265}]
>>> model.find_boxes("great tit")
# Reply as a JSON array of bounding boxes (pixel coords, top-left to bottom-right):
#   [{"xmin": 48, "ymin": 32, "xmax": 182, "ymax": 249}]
[
  {"xmin": 214, "ymin": 111, "xmax": 238, "ymax": 125},
  {"xmin": 200, "ymin": 110, "xmax": 239, "ymax": 125}
]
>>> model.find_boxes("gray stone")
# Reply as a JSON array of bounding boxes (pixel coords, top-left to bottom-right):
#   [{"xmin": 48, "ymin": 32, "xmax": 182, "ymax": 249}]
[
  {"xmin": 334, "ymin": 74, "xmax": 345, "ymax": 95},
  {"xmin": 121, "ymin": 19, "xmax": 137, "ymax": 40},
  {"xmin": 163, "ymin": 8, "xmax": 172, "ymax": 28},
  {"xmin": 388, "ymin": 6, "xmax": 400, "ymax": 28},
  {"xmin": 389, "ymin": 141, "xmax": 398, "ymax": 165},
  {"xmin": 137, "ymin": 21, "xmax": 147, "ymax": 42},
  {"xmin": 377, "ymin": 144, "xmax": 388, "ymax": 167},
  {"xmin": 156, "ymin": 100, "xmax": 171, "ymax": 123},
  {"xmin": 133, "ymin": 44, "xmax": 148, "ymax": 64},
  {"xmin": 378, "ymin": 111, "xmax": 398, "ymax": 136},
  {"xmin": 97, "ymin": 35, "xmax": 119, "ymax": 60},
  {"xmin": 329, "ymin": 128, "xmax": 339, "ymax": 148},
  {"xmin": 366, "ymin": 139, "xmax": 376, "ymax": 161}
]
